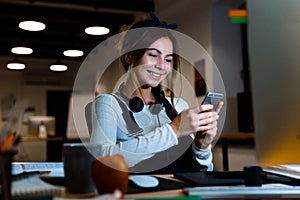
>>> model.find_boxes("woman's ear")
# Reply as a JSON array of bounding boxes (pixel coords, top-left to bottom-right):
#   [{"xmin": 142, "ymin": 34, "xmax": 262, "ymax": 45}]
[{"xmin": 124, "ymin": 54, "xmax": 132, "ymax": 65}]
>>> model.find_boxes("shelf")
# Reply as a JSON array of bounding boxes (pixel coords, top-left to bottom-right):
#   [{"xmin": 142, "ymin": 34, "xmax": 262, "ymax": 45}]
[{"xmin": 21, "ymin": 136, "xmax": 64, "ymax": 142}]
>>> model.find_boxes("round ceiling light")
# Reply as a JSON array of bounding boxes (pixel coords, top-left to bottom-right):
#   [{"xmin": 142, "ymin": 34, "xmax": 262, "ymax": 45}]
[
  {"xmin": 85, "ymin": 26, "xmax": 110, "ymax": 35},
  {"xmin": 6, "ymin": 58, "xmax": 26, "ymax": 70},
  {"xmin": 50, "ymin": 63, "xmax": 68, "ymax": 72},
  {"xmin": 63, "ymin": 50, "xmax": 84, "ymax": 57},
  {"xmin": 11, "ymin": 47, "xmax": 33, "ymax": 55},
  {"xmin": 7, "ymin": 63, "xmax": 26, "ymax": 70},
  {"xmin": 19, "ymin": 21, "xmax": 46, "ymax": 31}
]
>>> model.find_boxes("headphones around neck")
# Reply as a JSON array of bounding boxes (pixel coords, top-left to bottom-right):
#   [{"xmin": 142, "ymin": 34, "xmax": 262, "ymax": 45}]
[
  {"xmin": 114, "ymin": 85, "xmax": 178, "ymax": 134},
  {"xmin": 127, "ymin": 88, "xmax": 177, "ymax": 121},
  {"xmin": 118, "ymin": 85, "xmax": 178, "ymax": 129}
]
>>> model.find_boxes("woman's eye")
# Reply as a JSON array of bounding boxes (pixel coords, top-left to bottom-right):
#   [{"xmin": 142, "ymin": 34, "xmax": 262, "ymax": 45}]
[
  {"xmin": 165, "ymin": 57, "xmax": 173, "ymax": 63},
  {"xmin": 148, "ymin": 53, "xmax": 158, "ymax": 58}
]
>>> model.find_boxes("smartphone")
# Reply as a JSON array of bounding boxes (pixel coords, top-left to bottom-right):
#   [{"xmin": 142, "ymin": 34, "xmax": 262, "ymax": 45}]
[{"xmin": 201, "ymin": 92, "xmax": 224, "ymax": 111}]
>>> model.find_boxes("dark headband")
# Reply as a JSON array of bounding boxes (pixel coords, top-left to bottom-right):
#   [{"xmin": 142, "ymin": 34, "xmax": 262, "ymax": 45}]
[{"xmin": 132, "ymin": 12, "xmax": 178, "ymax": 29}]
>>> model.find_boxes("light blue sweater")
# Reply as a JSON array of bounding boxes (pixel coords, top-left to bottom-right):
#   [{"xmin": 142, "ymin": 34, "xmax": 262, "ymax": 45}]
[{"xmin": 90, "ymin": 93, "xmax": 213, "ymax": 172}]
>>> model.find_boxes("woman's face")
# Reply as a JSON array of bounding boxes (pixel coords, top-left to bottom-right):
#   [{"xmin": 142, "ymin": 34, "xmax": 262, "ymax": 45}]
[{"xmin": 133, "ymin": 37, "xmax": 174, "ymax": 88}]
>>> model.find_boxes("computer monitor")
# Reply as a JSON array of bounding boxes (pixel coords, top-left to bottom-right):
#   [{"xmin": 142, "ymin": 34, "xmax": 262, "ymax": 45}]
[
  {"xmin": 248, "ymin": 0, "xmax": 300, "ymax": 166},
  {"xmin": 28, "ymin": 116, "xmax": 56, "ymax": 137}
]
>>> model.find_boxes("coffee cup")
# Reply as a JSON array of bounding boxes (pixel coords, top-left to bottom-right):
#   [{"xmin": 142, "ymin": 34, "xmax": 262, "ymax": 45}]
[{"xmin": 62, "ymin": 143, "xmax": 99, "ymax": 195}]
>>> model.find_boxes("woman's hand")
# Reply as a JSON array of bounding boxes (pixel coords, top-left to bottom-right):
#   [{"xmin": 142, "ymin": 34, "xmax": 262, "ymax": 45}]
[
  {"xmin": 99, "ymin": 189, "xmax": 122, "ymax": 200},
  {"xmin": 194, "ymin": 101, "xmax": 224, "ymax": 149},
  {"xmin": 169, "ymin": 102, "xmax": 223, "ymax": 139}
]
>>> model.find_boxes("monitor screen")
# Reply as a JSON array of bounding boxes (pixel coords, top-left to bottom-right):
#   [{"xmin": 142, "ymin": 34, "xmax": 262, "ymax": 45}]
[
  {"xmin": 248, "ymin": 0, "xmax": 300, "ymax": 166},
  {"xmin": 28, "ymin": 116, "xmax": 56, "ymax": 137}
]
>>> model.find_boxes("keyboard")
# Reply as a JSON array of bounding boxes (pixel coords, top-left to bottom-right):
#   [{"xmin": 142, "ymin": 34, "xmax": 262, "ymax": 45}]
[{"xmin": 184, "ymin": 185, "xmax": 300, "ymax": 198}]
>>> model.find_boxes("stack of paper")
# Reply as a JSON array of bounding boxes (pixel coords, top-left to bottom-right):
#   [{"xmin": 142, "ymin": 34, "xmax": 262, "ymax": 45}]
[{"xmin": 11, "ymin": 175, "xmax": 64, "ymax": 199}]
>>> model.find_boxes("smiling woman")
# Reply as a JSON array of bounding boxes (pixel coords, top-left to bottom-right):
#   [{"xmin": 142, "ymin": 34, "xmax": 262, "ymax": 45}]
[{"xmin": 89, "ymin": 13, "xmax": 224, "ymax": 173}]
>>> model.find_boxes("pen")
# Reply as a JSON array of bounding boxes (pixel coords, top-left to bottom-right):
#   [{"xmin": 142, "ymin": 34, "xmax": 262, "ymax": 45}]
[
  {"xmin": 0, "ymin": 132, "xmax": 16, "ymax": 152},
  {"xmin": 18, "ymin": 171, "xmax": 51, "ymax": 176}
]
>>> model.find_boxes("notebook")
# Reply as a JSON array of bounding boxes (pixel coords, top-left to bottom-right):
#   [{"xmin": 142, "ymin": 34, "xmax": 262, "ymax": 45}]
[
  {"xmin": 12, "ymin": 162, "xmax": 64, "ymax": 177},
  {"xmin": 173, "ymin": 171, "xmax": 245, "ymax": 186},
  {"xmin": 184, "ymin": 185, "xmax": 300, "ymax": 199},
  {"xmin": 11, "ymin": 175, "xmax": 64, "ymax": 199}
]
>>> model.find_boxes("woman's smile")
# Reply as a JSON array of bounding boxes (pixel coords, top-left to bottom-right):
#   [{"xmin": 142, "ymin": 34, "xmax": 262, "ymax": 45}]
[{"xmin": 149, "ymin": 70, "xmax": 163, "ymax": 79}]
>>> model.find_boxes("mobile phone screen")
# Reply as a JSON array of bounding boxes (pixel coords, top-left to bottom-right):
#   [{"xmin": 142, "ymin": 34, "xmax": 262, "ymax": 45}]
[{"xmin": 201, "ymin": 92, "xmax": 224, "ymax": 111}]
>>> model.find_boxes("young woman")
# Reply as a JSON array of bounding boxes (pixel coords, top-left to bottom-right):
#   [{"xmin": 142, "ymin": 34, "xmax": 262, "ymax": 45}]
[{"xmin": 90, "ymin": 13, "xmax": 223, "ymax": 173}]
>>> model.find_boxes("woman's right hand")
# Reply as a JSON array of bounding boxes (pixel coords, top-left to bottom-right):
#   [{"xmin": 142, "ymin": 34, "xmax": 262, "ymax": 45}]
[{"xmin": 169, "ymin": 104, "xmax": 220, "ymax": 138}]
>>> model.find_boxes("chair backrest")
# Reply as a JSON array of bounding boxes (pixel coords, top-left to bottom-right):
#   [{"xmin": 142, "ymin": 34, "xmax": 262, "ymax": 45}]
[{"xmin": 85, "ymin": 101, "xmax": 93, "ymax": 135}]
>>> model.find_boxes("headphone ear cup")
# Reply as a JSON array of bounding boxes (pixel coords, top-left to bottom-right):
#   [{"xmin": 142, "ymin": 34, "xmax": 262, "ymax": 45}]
[{"xmin": 129, "ymin": 96, "xmax": 144, "ymax": 112}]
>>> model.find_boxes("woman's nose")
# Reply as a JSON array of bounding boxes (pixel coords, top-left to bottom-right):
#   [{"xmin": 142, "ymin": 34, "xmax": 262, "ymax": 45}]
[
  {"xmin": 156, "ymin": 56, "xmax": 165, "ymax": 68},
  {"xmin": 155, "ymin": 62, "xmax": 164, "ymax": 70}
]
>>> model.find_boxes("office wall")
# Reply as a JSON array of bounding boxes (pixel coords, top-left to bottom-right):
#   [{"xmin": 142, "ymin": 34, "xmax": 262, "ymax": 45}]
[
  {"xmin": 154, "ymin": 0, "xmax": 256, "ymax": 171},
  {"xmin": 155, "ymin": 0, "xmax": 212, "ymax": 54},
  {"xmin": 0, "ymin": 57, "xmax": 79, "ymax": 127},
  {"xmin": 211, "ymin": 5, "xmax": 244, "ymax": 133},
  {"xmin": 156, "ymin": 0, "xmax": 244, "ymax": 133},
  {"xmin": 0, "ymin": 57, "xmax": 78, "ymax": 161}
]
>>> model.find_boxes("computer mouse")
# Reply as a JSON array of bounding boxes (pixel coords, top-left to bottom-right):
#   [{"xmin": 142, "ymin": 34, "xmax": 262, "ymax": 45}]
[{"xmin": 129, "ymin": 175, "xmax": 159, "ymax": 188}]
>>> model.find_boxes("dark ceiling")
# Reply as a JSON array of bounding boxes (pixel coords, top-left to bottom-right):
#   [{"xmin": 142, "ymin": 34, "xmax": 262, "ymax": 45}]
[{"xmin": 0, "ymin": 0, "xmax": 155, "ymax": 62}]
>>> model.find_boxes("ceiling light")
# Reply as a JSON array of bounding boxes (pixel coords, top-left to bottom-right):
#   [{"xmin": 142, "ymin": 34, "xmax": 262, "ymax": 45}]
[
  {"xmin": 49, "ymin": 60, "xmax": 68, "ymax": 72},
  {"xmin": 6, "ymin": 58, "xmax": 26, "ymax": 70},
  {"xmin": 85, "ymin": 26, "xmax": 110, "ymax": 35},
  {"xmin": 63, "ymin": 50, "xmax": 84, "ymax": 57},
  {"xmin": 19, "ymin": 21, "xmax": 46, "ymax": 31},
  {"xmin": 11, "ymin": 47, "xmax": 33, "ymax": 55}
]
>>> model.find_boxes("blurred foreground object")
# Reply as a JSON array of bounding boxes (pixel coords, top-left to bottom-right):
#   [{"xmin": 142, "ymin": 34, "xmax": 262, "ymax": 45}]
[{"xmin": 91, "ymin": 154, "xmax": 129, "ymax": 197}]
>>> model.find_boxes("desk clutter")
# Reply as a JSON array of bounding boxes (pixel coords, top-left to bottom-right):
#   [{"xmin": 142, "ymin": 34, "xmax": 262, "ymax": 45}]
[
  {"xmin": 4, "ymin": 161, "xmax": 300, "ymax": 199},
  {"xmin": 3, "ymin": 143, "xmax": 300, "ymax": 200}
]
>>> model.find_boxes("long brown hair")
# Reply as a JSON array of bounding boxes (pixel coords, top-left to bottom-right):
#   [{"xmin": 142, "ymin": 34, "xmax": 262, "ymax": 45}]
[{"xmin": 118, "ymin": 15, "xmax": 181, "ymax": 110}]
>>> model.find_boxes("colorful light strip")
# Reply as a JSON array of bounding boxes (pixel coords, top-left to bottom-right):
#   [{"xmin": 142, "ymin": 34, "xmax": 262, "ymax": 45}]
[
  {"xmin": 231, "ymin": 17, "xmax": 247, "ymax": 23},
  {"xmin": 229, "ymin": 9, "xmax": 247, "ymax": 17},
  {"xmin": 229, "ymin": 9, "xmax": 247, "ymax": 24}
]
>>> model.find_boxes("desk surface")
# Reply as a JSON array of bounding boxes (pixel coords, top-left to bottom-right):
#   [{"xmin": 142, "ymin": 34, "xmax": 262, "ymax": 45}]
[
  {"xmin": 125, "ymin": 188, "xmax": 184, "ymax": 199},
  {"xmin": 49, "ymin": 172, "xmax": 300, "ymax": 199},
  {"xmin": 23, "ymin": 164, "xmax": 295, "ymax": 200},
  {"xmin": 125, "ymin": 174, "xmax": 185, "ymax": 198},
  {"xmin": 125, "ymin": 173, "xmax": 300, "ymax": 199}
]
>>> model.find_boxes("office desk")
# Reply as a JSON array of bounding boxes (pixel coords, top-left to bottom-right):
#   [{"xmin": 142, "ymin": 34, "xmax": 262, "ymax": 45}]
[
  {"xmin": 53, "ymin": 174, "xmax": 186, "ymax": 200},
  {"xmin": 24, "ymin": 164, "xmax": 299, "ymax": 200},
  {"xmin": 50, "ymin": 173, "xmax": 300, "ymax": 200},
  {"xmin": 125, "ymin": 189, "xmax": 184, "ymax": 199},
  {"xmin": 125, "ymin": 174, "xmax": 185, "ymax": 199}
]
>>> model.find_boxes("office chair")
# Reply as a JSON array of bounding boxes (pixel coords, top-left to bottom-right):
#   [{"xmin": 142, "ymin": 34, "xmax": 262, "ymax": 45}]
[{"xmin": 85, "ymin": 101, "xmax": 93, "ymax": 136}]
